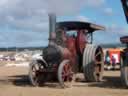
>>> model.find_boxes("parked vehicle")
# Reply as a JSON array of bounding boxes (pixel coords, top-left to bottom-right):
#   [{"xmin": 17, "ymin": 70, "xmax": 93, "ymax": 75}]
[
  {"xmin": 29, "ymin": 14, "xmax": 105, "ymax": 88},
  {"xmin": 120, "ymin": 36, "xmax": 128, "ymax": 87}
]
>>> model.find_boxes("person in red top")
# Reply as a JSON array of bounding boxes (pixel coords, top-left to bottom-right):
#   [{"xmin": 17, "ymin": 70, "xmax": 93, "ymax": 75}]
[{"xmin": 111, "ymin": 56, "xmax": 116, "ymax": 70}]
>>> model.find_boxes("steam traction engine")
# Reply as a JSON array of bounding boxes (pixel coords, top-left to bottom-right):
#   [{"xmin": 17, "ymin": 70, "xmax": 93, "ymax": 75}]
[
  {"xmin": 29, "ymin": 14, "xmax": 105, "ymax": 88},
  {"xmin": 120, "ymin": 36, "xmax": 128, "ymax": 87}
]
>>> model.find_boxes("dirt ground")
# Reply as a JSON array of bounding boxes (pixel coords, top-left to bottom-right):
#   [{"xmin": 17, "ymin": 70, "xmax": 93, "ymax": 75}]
[{"xmin": 0, "ymin": 66, "xmax": 127, "ymax": 96}]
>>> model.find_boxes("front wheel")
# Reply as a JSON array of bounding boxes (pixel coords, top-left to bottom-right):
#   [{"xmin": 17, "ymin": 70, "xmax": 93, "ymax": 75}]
[
  {"xmin": 58, "ymin": 60, "xmax": 75, "ymax": 88},
  {"xmin": 29, "ymin": 60, "xmax": 45, "ymax": 86}
]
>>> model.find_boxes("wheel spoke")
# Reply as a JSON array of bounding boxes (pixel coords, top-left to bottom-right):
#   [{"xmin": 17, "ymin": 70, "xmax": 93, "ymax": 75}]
[
  {"xmin": 95, "ymin": 51, "xmax": 102, "ymax": 57},
  {"xmin": 32, "ymin": 66, "xmax": 36, "ymax": 72}
]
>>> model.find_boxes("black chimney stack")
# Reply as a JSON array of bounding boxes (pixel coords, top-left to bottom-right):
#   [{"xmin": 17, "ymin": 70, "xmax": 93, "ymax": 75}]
[{"xmin": 48, "ymin": 13, "xmax": 56, "ymax": 45}]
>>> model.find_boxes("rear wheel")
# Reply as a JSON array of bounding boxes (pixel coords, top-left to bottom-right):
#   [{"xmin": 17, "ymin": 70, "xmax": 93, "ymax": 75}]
[
  {"xmin": 29, "ymin": 60, "xmax": 45, "ymax": 86},
  {"xmin": 58, "ymin": 60, "xmax": 75, "ymax": 88},
  {"xmin": 120, "ymin": 56, "xmax": 128, "ymax": 87},
  {"xmin": 83, "ymin": 44, "xmax": 104, "ymax": 82}
]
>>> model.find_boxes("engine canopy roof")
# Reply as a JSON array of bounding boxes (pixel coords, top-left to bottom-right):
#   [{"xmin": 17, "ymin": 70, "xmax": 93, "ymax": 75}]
[{"xmin": 56, "ymin": 21, "xmax": 105, "ymax": 33}]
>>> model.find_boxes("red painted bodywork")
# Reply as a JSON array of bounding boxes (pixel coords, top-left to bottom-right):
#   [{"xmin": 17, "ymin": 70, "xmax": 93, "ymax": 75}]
[
  {"xmin": 66, "ymin": 36, "xmax": 77, "ymax": 67},
  {"xmin": 76, "ymin": 30, "xmax": 87, "ymax": 54},
  {"xmin": 59, "ymin": 29, "xmax": 87, "ymax": 69}
]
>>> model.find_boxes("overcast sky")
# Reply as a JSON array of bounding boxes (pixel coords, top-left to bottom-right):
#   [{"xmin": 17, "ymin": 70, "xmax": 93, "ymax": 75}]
[{"xmin": 0, "ymin": 0, "xmax": 127, "ymax": 47}]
